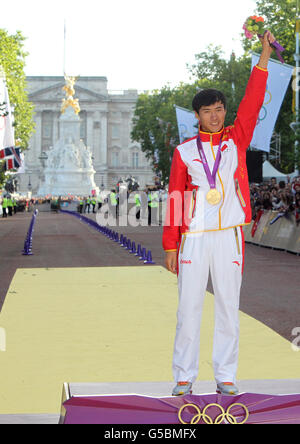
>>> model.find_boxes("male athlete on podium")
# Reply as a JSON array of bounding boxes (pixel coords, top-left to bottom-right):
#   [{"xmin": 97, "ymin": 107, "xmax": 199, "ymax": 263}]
[{"xmin": 163, "ymin": 31, "xmax": 276, "ymax": 396}]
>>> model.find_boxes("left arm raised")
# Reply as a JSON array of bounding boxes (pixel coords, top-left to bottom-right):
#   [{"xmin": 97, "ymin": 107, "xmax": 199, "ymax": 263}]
[{"xmin": 230, "ymin": 32, "xmax": 276, "ymax": 151}]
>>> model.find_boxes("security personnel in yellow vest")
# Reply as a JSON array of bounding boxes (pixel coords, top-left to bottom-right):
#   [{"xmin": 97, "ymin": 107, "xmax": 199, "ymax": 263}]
[
  {"xmin": 148, "ymin": 189, "xmax": 159, "ymax": 225},
  {"xmin": 2, "ymin": 196, "xmax": 8, "ymax": 218},
  {"xmin": 91, "ymin": 197, "xmax": 96, "ymax": 213},
  {"xmin": 110, "ymin": 190, "xmax": 118, "ymax": 205},
  {"xmin": 109, "ymin": 190, "xmax": 118, "ymax": 220},
  {"xmin": 7, "ymin": 196, "xmax": 13, "ymax": 217},
  {"xmin": 85, "ymin": 196, "xmax": 91, "ymax": 214},
  {"xmin": 135, "ymin": 192, "xmax": 141, "ymax": 220},
  {"xmin": 79, "ymin": 198, "xmax": 84, "ymax": 214}
]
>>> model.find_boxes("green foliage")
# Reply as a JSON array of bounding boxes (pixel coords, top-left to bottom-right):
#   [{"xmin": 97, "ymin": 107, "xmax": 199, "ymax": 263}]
[
  {"xmin": 0, "ymin": 29, "xmax": 35, "ymax": 187},
  {"xmin": 132, "ymin": 83, "xmax": 200, "ymax": 184},
  {"xmin": 131, "ymin": 48, "xmax": 251, "ymax": 184},
  {"xmin": 187, "ymin": 46, "xmax": 252, "ymax": 125},
  {"xmin": 131, "ymin": 0, "xmax": 298, "ymax": 183},
  {"xmin": 249, "ymin": 0, "xmax": 297, "ymax": 59},
  {"xmin": 242, "ymin": 0, "xmax": 298, "ymax": 173}
]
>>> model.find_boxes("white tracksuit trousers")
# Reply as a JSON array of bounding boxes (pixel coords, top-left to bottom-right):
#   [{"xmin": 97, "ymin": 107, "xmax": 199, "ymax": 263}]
[{"xmin": 173, "ymin": 227, "xmax": 244, "ymax": 384}]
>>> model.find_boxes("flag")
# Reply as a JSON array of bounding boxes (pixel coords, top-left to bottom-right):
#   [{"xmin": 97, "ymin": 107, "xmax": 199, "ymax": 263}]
[
  {"xmin": 0, "ymin": 147, "xmax": 22, "ymax": 171},
  {"xmin": 175, "ymin": 105, "xmax": 198, "ymax": 144},
  {"xmin": 0, "ymin": 147, "xmax": 13, "ymax": 159},
  {"xmin": 3, "ymin": 147, "xmax": 21, "ymax": 171},
  {"xmin": 0, "ymin": 73, "xmax": 21, "ymax": 171},
  {"xmin": 0, "ymin": 75, "xmax": 15, "ymax": 151},
  {"xmin": 5, "ymin": 155, "xmax": 21, "ymax": 171},
  {"xmin": 250, "ymin": 53, "xmax": 294, "ymax": 153},
  {"xmin": 16, "ymin": 151, "xmax": 25, "ymax": 174}
]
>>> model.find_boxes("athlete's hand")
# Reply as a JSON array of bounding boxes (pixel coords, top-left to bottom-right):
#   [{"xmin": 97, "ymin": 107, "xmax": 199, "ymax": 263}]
[
  {"xmin": 257, "ymin": 31, "xmax": 276, "ymax": 69},
  {"xmin": 165, "ymin": 251, "xmax": 177, "ymax": 274},
  {"xmin": 259, "ymin": 30, "xmax": 276, "ymax": 55}
]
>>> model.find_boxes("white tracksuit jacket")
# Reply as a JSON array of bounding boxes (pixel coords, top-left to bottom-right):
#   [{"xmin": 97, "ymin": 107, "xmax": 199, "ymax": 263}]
[{"xmin": 163, "ymin": 65, "xmax": 268, "ymax": 384}]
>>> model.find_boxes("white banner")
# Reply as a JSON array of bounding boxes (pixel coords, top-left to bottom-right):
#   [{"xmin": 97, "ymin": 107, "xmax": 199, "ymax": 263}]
[
  {"xmin": 250, "ymin": 53, "xmax": 294, "ymax": 153},
  {"xmin": 175, "ymin": 105, "xmax": 198, "ymax": 144},
  {"xmin": 0, "ymin": 74, "xmax": 15, "ymax": 151}
]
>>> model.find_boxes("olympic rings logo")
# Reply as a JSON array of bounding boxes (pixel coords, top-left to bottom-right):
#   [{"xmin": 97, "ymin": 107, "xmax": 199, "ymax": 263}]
[
  {"xmin": 178, "ymin": 402, "xmax": 249, "ymax": 425},
  {"xmin": 257, "ymin": 88, "xmax": 272, "ymax": 125},
  {"xmin": 264, "ymin": 90, "xmax": 272, "ymax": 106},
  {"xmin": 258, "ymin": 106, "xmax": 267, "ymax": 122}
]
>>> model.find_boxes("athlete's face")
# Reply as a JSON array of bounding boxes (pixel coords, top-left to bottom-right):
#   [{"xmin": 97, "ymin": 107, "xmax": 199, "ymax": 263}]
[{"xmin": 195, "ymin": 101, "xmax": 227, "ymax": 134}]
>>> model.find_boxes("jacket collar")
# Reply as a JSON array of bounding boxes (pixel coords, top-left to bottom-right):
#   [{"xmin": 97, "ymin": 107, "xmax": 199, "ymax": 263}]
[{"xmin": 199, "ymin": 127, "xmax": 224, "ymax": 145}]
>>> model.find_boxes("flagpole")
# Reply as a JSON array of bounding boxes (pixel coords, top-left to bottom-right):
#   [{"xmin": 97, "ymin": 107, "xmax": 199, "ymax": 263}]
[{"xmin": 63, "ymin": 19, "xmax": 66, "ymax": 76}]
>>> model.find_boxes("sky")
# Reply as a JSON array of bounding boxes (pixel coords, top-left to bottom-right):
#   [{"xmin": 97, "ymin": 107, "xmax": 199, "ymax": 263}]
[{"xmin": 1, "ymin": 0, "xmax": 257, "ymax": 91}]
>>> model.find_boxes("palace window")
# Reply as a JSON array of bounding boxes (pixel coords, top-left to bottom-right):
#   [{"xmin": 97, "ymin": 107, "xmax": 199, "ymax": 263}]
[
  {"xmin": 111, "ymin": 151, "xmax": 119, "ymax": 167},
  {"xmin": 132, "ymin": 152, "xmax": 139, "ymax": 168},
  {"xmin": 111, "ymin": 125, "xmax": 120, "ymax": 139}
]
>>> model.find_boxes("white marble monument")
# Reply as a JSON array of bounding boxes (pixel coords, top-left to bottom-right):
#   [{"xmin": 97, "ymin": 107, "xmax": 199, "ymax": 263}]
[{"xmin": 37, "ymin": 76, "xmax": 99, "ymax": 196}]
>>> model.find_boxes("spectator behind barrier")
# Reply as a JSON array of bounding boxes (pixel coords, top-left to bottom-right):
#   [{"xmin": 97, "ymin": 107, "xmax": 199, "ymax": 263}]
[{"xmin": 250, "ymin": 175, "xmax": 300, "ymax": 225}]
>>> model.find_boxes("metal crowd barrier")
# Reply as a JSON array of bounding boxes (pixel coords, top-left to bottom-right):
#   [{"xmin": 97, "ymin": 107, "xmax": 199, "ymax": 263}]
[
  {"xmin": 60, "ymin": 210, "xmax": 155, "ymax": 264},
  {"xmin": 22, "ymin": 209, "xmax": 39, "ymax": 256},
  {"xmin": 243, "ymin": 211, "xmax": 300, "ymax": 254}
]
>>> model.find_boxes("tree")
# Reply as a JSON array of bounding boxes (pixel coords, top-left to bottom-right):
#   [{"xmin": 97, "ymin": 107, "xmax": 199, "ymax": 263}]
[
  {"xmin": 0, "ymin": 29, "xmax": 35, "ymax": 186},
  {"xmin": 242, "ymin": 0, "xmax": 298, "ymax": 172},
  {"xmin": 131, "ymin": 0, "xmax": 299, "ymax": 184},
  {"xmin": 187, "ymin": 45, "xmax": 252, "ymax": 126},
  {"xmin": 131, "ymin": 82, "xmax": 199, "ymax": 184},
  {"xmin": 131, "ymin": 46, "xmax": 251, "ymax": 185}
]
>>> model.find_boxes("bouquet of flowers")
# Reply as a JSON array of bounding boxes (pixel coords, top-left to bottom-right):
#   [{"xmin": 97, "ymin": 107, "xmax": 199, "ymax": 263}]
[
  {"xmin": 243, "ymin": 16, "xmax": 265, "ymax": 39},
  {"xmin": 243, "ymin": 15, "xmax": 285, "ymax": 63}
]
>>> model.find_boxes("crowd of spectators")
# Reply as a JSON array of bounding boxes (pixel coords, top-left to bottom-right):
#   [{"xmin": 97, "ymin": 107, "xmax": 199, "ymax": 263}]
[{"xmin": 250, "ymin": 176, "xmax": 300, "ymax": 225}]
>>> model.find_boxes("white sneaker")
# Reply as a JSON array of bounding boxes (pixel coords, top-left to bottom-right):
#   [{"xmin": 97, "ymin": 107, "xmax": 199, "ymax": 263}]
[
  {"xmin": 216, "ymin": 382, "xmax": 239, "ymax": 396},
  {"xmin": 172, "ymin": 382, "xmax": 193, "ymax": 396}
]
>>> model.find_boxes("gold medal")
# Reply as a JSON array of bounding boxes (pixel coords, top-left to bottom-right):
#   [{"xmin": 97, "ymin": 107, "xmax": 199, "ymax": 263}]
[{"xmin": 206, "ymin": 188, "xmax": 222, "ymax": 205}]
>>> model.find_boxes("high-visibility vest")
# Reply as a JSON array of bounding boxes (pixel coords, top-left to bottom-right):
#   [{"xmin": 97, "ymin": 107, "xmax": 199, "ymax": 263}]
[
  {"xmin": 2, "ymin": 198, "xmax": 8, "ymax": 208},
  {"xmin": 148, "ymin": 192, "xmax": 159, "ymax": 208},
  {"xmin": 7, "ymin": 198, "xmax": 13, "ymax": 207},
  {"xmin": 110, "ymin": 192, "xmax": 117, "ymax": 206},
  {"xmin": 135, "ymin": 194, "xmax": 141, "ymax": 207}
]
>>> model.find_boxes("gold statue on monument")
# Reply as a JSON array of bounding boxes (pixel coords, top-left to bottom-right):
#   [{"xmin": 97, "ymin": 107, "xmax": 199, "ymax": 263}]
[{"xmin": 61, "ymin": 74, "xmax": 81, "ymax": 115}]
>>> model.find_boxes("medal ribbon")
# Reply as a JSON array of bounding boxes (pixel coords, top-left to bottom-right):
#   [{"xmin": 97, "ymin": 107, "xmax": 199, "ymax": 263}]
[{"xmin": 196, "ymin": 133, "xmax": 223, "ymax": 189}]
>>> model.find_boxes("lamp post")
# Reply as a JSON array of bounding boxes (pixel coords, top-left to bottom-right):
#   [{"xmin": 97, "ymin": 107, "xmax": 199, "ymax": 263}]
[
  {"xmin": 28, "ymin": 175, "xmax": 32, "ymax": 198},
  {"xmin": 39, "ymin": 151, "xmax": 48, "ymax": 168}
]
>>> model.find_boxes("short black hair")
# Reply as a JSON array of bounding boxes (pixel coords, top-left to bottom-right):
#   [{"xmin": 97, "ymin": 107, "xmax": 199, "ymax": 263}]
[{"xmin": 192, "ymin": 89, "xmax": 227, "ymax": 114}]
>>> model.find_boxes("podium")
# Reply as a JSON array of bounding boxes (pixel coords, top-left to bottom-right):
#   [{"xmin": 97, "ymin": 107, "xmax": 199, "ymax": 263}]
[{"xmin": 59, "ymin": 382, "xmax": 300, "ymax": 424}]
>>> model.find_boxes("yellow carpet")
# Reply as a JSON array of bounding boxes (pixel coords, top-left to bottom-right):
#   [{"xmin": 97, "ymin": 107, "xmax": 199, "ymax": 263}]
[{"xmin": 0, "ymin": 266, "xmax": 298, "ymax": 414}]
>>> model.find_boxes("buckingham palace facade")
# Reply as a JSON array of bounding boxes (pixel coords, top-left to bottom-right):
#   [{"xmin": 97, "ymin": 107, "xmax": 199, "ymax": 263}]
[{"xmin": 19, "ymin": 75, "xmax": 154, "ymax": 194}]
